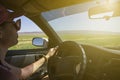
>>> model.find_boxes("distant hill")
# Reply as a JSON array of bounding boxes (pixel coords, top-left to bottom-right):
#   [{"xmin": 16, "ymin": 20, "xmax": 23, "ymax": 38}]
[
  {"xmin": 56, "ymin": 30, "xmax": 120, "ymax": 35},
  {"xmin": 18, "ymin": 32, "xmax": 43, "ymax": 35},
  {"xmin": 18, "ymin": 30, "xmax": 120, "ymax": 35}
]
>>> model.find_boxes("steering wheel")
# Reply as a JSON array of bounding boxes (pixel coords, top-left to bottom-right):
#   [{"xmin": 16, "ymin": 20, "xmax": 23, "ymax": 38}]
[{"xmin": 48, "ymin": 41, "xmax": 87, "ymax": 80}]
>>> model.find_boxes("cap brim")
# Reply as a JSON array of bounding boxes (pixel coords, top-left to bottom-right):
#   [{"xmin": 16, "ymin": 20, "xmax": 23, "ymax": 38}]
[
  {"xmin": 0, "ymin": 4, "xmax": 24, "ymax": 24},
  {"xmin": 8, "ymin": 10, "xmax": 24, "ymax": 20}
]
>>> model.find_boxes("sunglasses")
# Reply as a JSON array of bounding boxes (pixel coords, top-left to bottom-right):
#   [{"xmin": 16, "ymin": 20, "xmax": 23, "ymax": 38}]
[
  {"xmin": 5, "ymin": 19, "xmax": 21, "ymax": 31},
  {"xmin": 12, "ymin": 19, "xmax": 21, "ymax": 31}
]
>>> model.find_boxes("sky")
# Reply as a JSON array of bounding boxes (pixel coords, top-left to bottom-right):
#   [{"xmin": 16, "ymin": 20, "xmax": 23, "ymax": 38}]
[
  {"xmin": 49, "ymin": 12, "xmax": 120, "ymax": 32},
  {"xmin": 15, "ymin": 16, "xmax": 41, "ymax": 32},
  {"xmin": 17, "ymin": 12, "xmax": 120, "ymax": 33}
]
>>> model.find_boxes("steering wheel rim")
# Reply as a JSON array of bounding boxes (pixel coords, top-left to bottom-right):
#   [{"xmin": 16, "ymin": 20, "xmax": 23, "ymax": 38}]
[
  {"xmin": 76, "ymin": 45, "xmax": 87, "ymax": 80},
  {"xmin": 48, "ymin": 41, "xmax": 87, "ymax": 80}
]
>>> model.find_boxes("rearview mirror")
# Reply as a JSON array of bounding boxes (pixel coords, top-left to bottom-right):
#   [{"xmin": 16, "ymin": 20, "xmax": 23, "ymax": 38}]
[{"xmin": 88, "ymin": 1, "xmax": 120, "ymax": 20}]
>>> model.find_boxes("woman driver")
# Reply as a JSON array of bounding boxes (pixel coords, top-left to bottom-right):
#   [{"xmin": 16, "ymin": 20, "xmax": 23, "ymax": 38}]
[{"xmin": 0, "ymin": 4, "xmax": 55, "ymax": 80}]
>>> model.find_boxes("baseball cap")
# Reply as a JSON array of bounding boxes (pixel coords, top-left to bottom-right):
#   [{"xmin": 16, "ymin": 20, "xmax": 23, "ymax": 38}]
[{"xmin": 0, "ymin": 4, "xmax": 24, "ymax": 30}]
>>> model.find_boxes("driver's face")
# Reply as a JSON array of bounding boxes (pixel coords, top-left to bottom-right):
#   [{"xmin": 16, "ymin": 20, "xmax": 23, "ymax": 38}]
[{"xmin": 0, "ymin": 19, "xmax": 21, "ymax": 47}]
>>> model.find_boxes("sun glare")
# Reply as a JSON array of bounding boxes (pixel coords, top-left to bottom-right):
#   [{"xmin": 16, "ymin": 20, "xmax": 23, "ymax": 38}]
[{"xmin": 91, "ymin": 11, "xmax": 114, "ymax": 18}]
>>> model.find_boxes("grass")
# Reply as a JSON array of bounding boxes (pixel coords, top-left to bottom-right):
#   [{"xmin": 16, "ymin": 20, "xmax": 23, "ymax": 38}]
[
  {"xmin": 59, "ymin": 33, "xmax": 120, "ymax": 50},
  {"xmin": 9, "ymin": 32, "xmax": 120, "ymax": 50}
]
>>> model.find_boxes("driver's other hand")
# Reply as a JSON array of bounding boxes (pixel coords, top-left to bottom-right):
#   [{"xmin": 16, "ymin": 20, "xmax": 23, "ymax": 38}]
[
  {"xmin": 46, "ymin": 46, "xmax": 58, "ymax": 58},
  {"xmin": 41, "ymin": 75, "xmax": 49, "ymax": 80}
]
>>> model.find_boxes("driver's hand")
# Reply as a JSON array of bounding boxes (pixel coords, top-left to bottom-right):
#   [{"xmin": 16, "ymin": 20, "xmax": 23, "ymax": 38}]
[
  {"xmin": 46, "ymin": 46, "xmax": 58, "ymax": 59},
  {"xmin": 41, "ymin": 75, "xmax": 49, "ymax": 80}
]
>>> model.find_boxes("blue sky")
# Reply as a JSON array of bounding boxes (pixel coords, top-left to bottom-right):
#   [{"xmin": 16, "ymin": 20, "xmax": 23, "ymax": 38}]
[{"xmin": 15, "ymin": 16, "xmax": 40, "ymax": 32}]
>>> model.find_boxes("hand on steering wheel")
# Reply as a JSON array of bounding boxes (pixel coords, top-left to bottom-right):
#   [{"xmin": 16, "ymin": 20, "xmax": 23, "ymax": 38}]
[{"xmin": 47, "ymin": 41, "xmax": 87, "ymax": 80}]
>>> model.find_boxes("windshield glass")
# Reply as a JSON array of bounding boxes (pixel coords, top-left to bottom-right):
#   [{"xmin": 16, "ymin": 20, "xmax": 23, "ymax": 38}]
[{"xmin": 42, "ymin": 2, "xmax": 120, "ymax": 50}]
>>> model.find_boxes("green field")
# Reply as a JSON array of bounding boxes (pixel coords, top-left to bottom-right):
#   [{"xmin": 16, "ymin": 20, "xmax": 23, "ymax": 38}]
[
  {"xmin": 59, "ymin": 33, "xmax": 120, "ymax": 50},
  {"xmin": 9, "ymin": 32, "xmax": 120, "ymax": 50}
]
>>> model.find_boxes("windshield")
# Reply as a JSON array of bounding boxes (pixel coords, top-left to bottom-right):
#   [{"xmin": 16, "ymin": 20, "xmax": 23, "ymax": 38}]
[{"xmin": 42, "ymin": 2, "xmax": 120, "ymax": 50}]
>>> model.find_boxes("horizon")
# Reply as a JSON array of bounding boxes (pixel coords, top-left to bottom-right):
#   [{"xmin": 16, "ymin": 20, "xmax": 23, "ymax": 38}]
[{"xmin": 18, "ymin": 30, "xmax": 120, "ymax": 34}]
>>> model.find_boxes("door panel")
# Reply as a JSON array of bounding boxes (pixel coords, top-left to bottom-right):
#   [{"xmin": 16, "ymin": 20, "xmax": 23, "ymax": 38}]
[{"xmin": 5, "ymin": 48, "xmax": 48, "ymax": 67}]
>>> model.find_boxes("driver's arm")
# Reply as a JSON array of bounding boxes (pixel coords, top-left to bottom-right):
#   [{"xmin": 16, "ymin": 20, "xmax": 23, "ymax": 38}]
[
  {"xmin": 20, "ymin": 54, "xmax": 48, "ymax": 79},
  {"xmin": 19, "ymin": 48, "xmax": 56, "ymax": 79},
  {"xmin": 4, "ymin": 48, "xmax": 56, "ymax": 80}
]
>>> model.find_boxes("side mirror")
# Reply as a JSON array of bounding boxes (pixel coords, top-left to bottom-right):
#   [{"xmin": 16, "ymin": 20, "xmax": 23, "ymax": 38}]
[
  {"xmin": 88, "ymin": 1, "xmax": 120, "ymax": 20},
  {"xmin": 32, "ymin": 37, "xmax": 48, "ymax": 48}
]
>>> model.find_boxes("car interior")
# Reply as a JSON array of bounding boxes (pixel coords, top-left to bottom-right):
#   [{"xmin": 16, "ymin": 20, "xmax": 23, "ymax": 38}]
[{"xmin": 0, "ymin": 0, "xmax": 120, "ymax": 80}]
